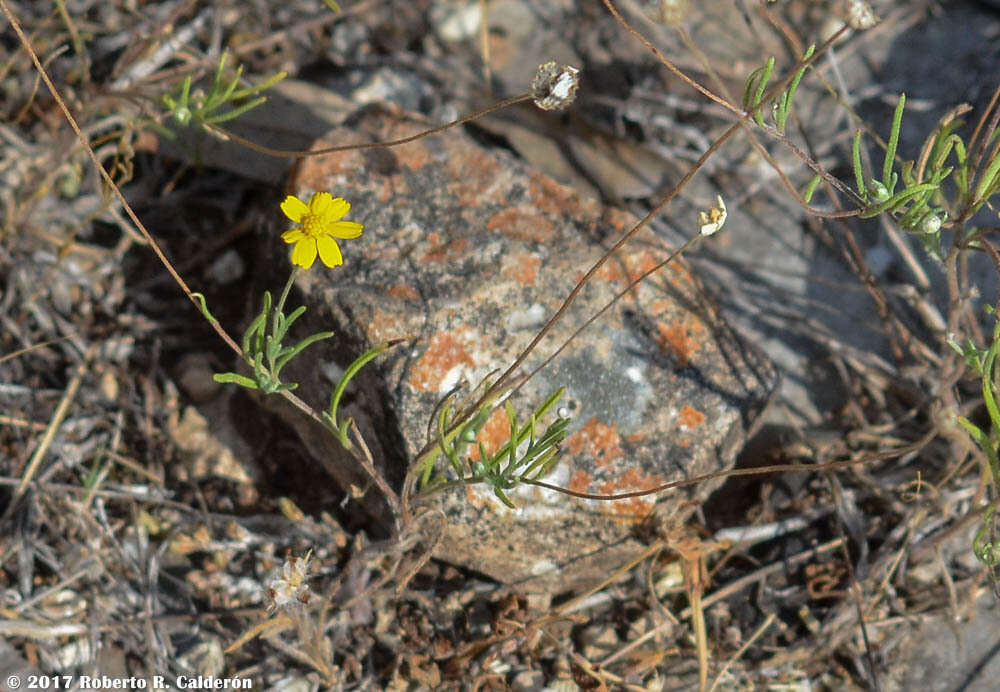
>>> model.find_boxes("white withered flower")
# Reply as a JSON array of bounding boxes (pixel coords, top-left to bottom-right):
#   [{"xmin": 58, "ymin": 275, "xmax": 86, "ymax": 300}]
[{"xmin": 698, "ymin": 195, "xmax": 727, "ymax": 236}]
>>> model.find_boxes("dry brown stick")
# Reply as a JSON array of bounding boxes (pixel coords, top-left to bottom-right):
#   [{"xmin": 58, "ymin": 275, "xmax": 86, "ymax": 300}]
[{"xmin": 10, "ymin": 342, "xmax": 97, "ymax": 504}]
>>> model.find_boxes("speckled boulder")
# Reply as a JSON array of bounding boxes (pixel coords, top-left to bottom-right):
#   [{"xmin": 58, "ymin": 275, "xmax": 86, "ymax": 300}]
[{"xmin": 283, "ymin": 104, "xmax": 777, "ymax": 591}]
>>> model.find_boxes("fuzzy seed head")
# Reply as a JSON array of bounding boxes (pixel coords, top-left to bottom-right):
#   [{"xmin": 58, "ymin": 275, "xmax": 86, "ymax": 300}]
[
  {"xmin": 647, "ymin": 0, "xmax": 691, "ymax": 25},
  {"xmin": 531, "ymin": 62, "xmax": 580, "ymax": 111},
  {"xmin": 845, "ymin": 0, "xmax": 878, "ymax": 30}
]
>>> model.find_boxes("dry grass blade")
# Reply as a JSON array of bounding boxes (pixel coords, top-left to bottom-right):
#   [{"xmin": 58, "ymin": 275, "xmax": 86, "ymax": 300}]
[{"xmin": 9, "ymin": 343, "xmax": 96, "ymax": 506}]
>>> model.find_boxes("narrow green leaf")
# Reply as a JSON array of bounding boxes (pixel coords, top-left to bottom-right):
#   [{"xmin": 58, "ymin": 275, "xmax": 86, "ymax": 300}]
[
  {"xmin": 974, "ymin": 150, "xmax": 1000, "ymax": 202},
  {"xmin": 274, "ymin": 305, "xmax": 307, "ymax": 344},
  {"xmin": 217, "ymin": 63, "xmax": 243, "ymax": 104},
  {"xmin": 242, "ymin": 311, "xmax": 267, "ymax": 355},
  {"xmin": 328, "ymin": 341, "xmax": 391, "ymax": 427},
  {"xmin": 883, "ymin": 93, "xmax": 905, "ymax": 188},
  {"xmin": 492, "ymin": 486, "xmax": 516, "ymax": 509},
  {"xmin": 983, "ymin": 339, "xmax": 1000, "ymax": 433},
  {"xmin": 974, "ymin": 511, "xmax": 1000, "ymax": 567},
  {"xmin": 743, "ymin": 65, "xmax": 765, "ymax": 112},
  {"xmin": 213, "ymin": 372, "xmax": 260, "ymax": 389},
  {"xmin": 752, "ymin": 57, "xmax": 774, "ymax": 127},
  {"xmin": 859, "ymin": 183, "xmax": 938, "ymax": 218},
  {"xmin": 437, "ymin": 401, "xmax": 465, "ymax": 478},
  {"xmin": 853, "ymin": 130, "xmax": 867, "ymax": 200},
  {"xmin": 230, "ymin": 71, "xmax": 287, "ymax": 100},
  {"xmin": 274, "ymin": 330, "xmax": 334, "ymax": 375},
  {"xmin": 191, "ymin": 292, "xmax": 218, "ymax": 324},
  {"xmin": 776, "ymin": 44, "xmax": 814, "ymax": 133},
  {"xmin": 213, "ymin": 51, "xmax": 228, "ymax": 87},
  {"xmin": 203, "ymin": 96, "xmax": 268, "ymax": 125},
  {"xmin": 802, "ymin": 175, "xmax": 822, "ymax": 204}
]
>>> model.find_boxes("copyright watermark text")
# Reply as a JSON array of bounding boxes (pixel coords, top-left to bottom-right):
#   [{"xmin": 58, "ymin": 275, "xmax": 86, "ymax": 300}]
[{"xmin": 3, "ymin": 676, "xmax": 252, "ymax": 690}]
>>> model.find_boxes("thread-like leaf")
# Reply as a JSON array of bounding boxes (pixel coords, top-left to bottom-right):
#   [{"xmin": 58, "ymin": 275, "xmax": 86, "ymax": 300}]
[
  {"xmin": 213, "ymin": 372, "xmax": 259, "ymax": 389},
  {"xmin": 883, "ymin": 94, "xmax": 906, "ymax": 189},
  {"xmin": 853, "ymin": 130, "xmax": 867, "ymax": 200}
]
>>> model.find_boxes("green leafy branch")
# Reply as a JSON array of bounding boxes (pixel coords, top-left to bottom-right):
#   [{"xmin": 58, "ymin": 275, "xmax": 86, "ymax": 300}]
[
  {"xmin": 214, "ymin": 272, "xmax": 332, "ymax": 394},
  {"xmin": 949, "ymin": 310, "xmax": 1000, "ymax": 489},
  {"xmin": 742, "ymin": 44, "xmax": 814, "ymax": 134},
  {"xmin": 161, "ymin": 51, "xmax": 285, "ymax": 132},
  {"xmin": 948, "ymin": 310, "xmax": 1000, "ymax": 571},
  {"xmin": 851, "ymin": 94, "xmax": 956, "ymax": 257},
  {"xmin": 419, "ymin": 387, "xmax": 571, "ymax": 507}
]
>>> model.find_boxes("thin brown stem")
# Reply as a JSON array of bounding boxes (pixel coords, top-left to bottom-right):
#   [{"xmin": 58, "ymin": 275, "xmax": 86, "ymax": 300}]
[
  {"xmin": 412, "ymin": 436, "xmax": 931, "ymax": 507},
  {"xmin": 204, "ymin": 94, "xmax": 532, "ymax": 159}
]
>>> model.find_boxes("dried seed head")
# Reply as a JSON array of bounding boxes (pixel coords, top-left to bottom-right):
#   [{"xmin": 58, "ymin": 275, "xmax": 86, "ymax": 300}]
[
  {"xmin": 644, "ymin": 0, "xmax": 691, "ymax": 25},
  {"xmin": 844, "ymin": 0, "xmax": 878, "ymax": 30},
  {"xmin": 531, "ymin": 61, "xmax": 580, "ymax": 111},
  {"xmin": 265, "ymin": 551, "xmax": 313, "ymax": 612}
]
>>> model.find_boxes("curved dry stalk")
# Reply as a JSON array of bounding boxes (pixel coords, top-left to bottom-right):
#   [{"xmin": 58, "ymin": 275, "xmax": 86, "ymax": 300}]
[{"xmin": 204, "ymin": 94, "xmax": 532, "ymax": 159}]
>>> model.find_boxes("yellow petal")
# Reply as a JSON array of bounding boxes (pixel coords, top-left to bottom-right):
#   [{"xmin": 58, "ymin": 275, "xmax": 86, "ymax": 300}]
[
  {"xmin": 280, "ymin": 195, "xmax": 309, "ymax": 222},
  {"xmin": 316, "ymin": 236, "xmax": 344, "ymax": 267},
  {"xmin": 281, "ymin": 228, "xmax": 305, "ymax": 244},
  {"xmin": 328, "ymin": 221, "xmax": 364, "ymax": 239},
  {"xmin": 324, "ymin": 197, "xmax": 350, "ymax": 222},
  {"xmin": 291, "ymin": 239, "xmax": 318, "ymax": 268},
  {"xmin": 309, "ymin": 192, "xmax": 334, "ymax": 215}
]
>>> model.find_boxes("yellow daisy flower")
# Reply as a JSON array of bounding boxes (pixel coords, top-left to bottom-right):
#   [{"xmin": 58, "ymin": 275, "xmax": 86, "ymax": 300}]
[{"xmin": 280, "ymin": 192, "xmax": 364, "ymax": 269}]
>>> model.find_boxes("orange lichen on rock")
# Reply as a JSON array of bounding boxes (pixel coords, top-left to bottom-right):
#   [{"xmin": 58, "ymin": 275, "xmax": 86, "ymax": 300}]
[
  {"xmin": 487, "ymin": 207, "xmax": 556, "ymax": 243},
  {"xmin": 387, "ymin": 284, "xmax": 420, "ymax": 301},
  {"xmin": 447, "ymin": 148, "xmax": 506, "ymax": 206},
  {"xmin": 467, "ymin": 407, "xmax": 512, "ymax": 461},
  {"xmin": 596, "ymin": 467, "xmax": 665, "ymax": 518},
  {"xmin": 677, "ymin": 404, "xmax": 706, "ymax": 430},
  {"xmin": 392, "ymin": 139, "xmax": 431, "ymax": 172},
  {"xmin": 626, "ymin": 250, "xmax": 661, "ymax": 285},
  {"xmin": 301, "ymin": 149, "xmax": 361, "ymax": 177},
  {"xmin": 666, "ymin": 259, "xmax": 696, "ymax": 285},
  {"xmin": 368, "ymin": 306, "xmax": 409, "ymax": 343},
  {"xmin": 528, "ymin": 173, "xmax": 580, "ymax": 216},
  {"xmin": 655, "ymin": 315, "xmax": 706, "ymax": 366},
  {"xmin": 566, "ymin": 418, "xmax": 624, "ymax": 467},
  {"xmin": 601, "ymin": 206, "xmax": 632, "ymax": 234},
  {"xmin": 502, "ymin": 251, "xmax": 541, "ymax": 286},
  {"xmin": 586, "ymin": 249, "xmax": 662, "ymax": 291},
  {"xmin": 568, "ymin": 469, "xmax": 593, "ymax": 495},
  {"xmin": 411, "ymin": 327, "xmax": 479, "ymax": 392},
  {"xmin": 421, "ymin": 233, "xmax": 469, "ymax": 263},
  {"xmin": 591, "ymin": 259, "xmax": 626, "ymax": 284}
]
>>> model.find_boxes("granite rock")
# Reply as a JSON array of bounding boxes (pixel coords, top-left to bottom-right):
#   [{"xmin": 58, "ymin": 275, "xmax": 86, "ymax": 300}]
[{"xmin": 282, "ymin": 104, "xmax": 778, "ymax": 591}]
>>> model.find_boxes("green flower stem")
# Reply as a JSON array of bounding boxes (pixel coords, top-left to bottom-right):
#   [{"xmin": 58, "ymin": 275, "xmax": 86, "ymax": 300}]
[{"xmin": 274, "ymin": 267, "xmax": 300, "ymax": 320}]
